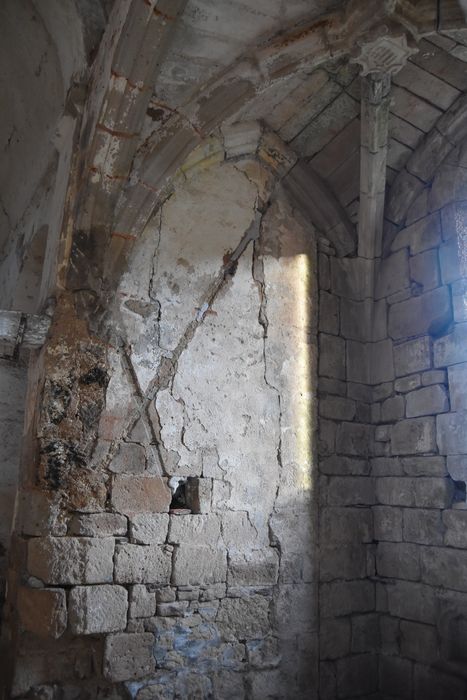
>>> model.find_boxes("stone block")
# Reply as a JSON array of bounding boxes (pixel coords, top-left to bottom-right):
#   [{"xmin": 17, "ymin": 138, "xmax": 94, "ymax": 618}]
[
  {"xmin": 327, "ymin": 476, "xmax": 375, "ymax": 506},
  {"xmin": 351, "ymin": 614, "xmax": 379, "ymax": 654},
  {"xmin": 387, "ymin": 580, "xmax": 437, "ymax": 624},
  {"xmin": 395, "ymin": 374, "xmax": 421, "ymax": 393},
  {"xmin": 452, "ymin": 279, "xmax": 467, "ymax": 323},
  {"xmin": 320, "ymin": 455, "xmax": 370, "ymax": 476},
  {"xmin": 443, "ymin": 510, "xmax": 467, "ymax": 548},
  {"xmin": 377, "ymin": 477, "xmax": 415, "ymax": 507},
  {"xmin": 340, "ymin": 298, "xmax": 373, "ymax": 342},
  {"xmin": 371, "ymin": 457, "xmax": 402, "ymax": 475},
  {"xmin": 337, "ymin": 654, "xmax": 378, "ymax": 697},
  {"xmin": 380, "ymin": 615, "xmax": 400, "ymax": 656},
  {"xmin": 68, "ymin": 512, "xmax": 128, "ymax": 537},
  {"xmin": 391, "ymin": 417, "xmax": 436, "ymax": 455},
  {"xmin": 114, "ymin": 544, "xmax": 172, "ymax": 584},
  {"xmin": 376, "ymin": 542, "xmax": 420, "ymax": 581},
  {"xmin": 221, "ymin": 510, "xmax": 264, "ymax": 550},
  {"xmin": 414, "ymin": 663, "xmax": 467, "ymax": 700},
  {"xmin": 111, "ymin": 476, "xmax": 171, "ymax": 515},
  {"xmin": 421, "ymin": 369, "xmax": 446, "ymax": 386},
  {"xmin": 320, "ymin": 618, "xmax": 351, "ymax": 659},
  {"xmin": 319, "ymin": 418, "xmax": 336, "ymax": 456},
  {"xmin": 320, "ymin": 580, "xmax": 375, "ymax": 618},
  {"xmin": 186, "ymin": 477, "xmax": 212, "ymax": 514},
  {"xmin": 439, "ymin": 237, "xmax": 462, "ymax": 285},
  {"xmin": 394, "ymin": 337, "xmax": 431, "ymax": 377},
  {"xmin": 319, "ymin": 291, "xmax": 339, "ymax": 335},
  {"xmin": 319, "ymin": 377, "xmax": 347, "ymax": 396},
  {"xmin": 421, "ymin": 546, "xmax": 467, "ymax": 592},
  {"xmin": 130, "ymin": 513, "xmax": 169, "ymax": 545},
  {"xmin": 320, "ymin": 544, "xmax": 368, "ymax": 582},
  {"xmin": 437, "ymin": 411, "xmax": 467, "ymax": 454},
  {"xmin": 130, "ymin": 585, "xmax": 156, "ymax": 618},
  {"xmin": 319, "ymin": 333, "xmax": 345, "ymax": 380},
  {"xmin": 168, "ymin": 514, "xmax": 221, "ymax": 546},
  {"xmin": 17, "ymin": 587, "xmax": 67, "ymax": 639},
  {"xmin": 448, "ymin": 363, "xmax": 467, "ymax": 411},
  {"xmin": 409, "ymin": 249, "xmax": 440, "ymax": 292},
  {"xmin": 16, "ymin": 490, "xmax": 66, "ymax": 537},
  {"xmin": 157, "ymin": 601, "xmax": 189, "ymax": 617},
  {"xmin": 400, "ymin": 620, "xmax": 438, "ymax": 663},
  {"xmin": 69, "ymin": 585, "xmax": 128, "ymax": 634},
  {"xmin": 172, "ymin": 544, "xmax": 227, "ymax": 586},
  {"xmin": 413, "ymin": 477, "xmax": 453, "ymax": 508},
  {"xmin": 447, "ymin": 454, "xmax": 467, "ymax": 481},
  {"xmin": 109, "ymin": 442, "xmax": 146, "ymax": 474},
  {"xmin": 346, "ymin": 340, "xmax": 370, "ymax": 384},
  {"xmin": 228, "ymin": 549, "xmax": 279, "ymax": 586},
  {"xmin": 336, "ymin": 422, "xmax": 371, "ymax": 457},
  {"xmin": 217, "ymin": 595, "xmax": 269, "ymax": 641},
  {"xmin": 406, "ymin": 385, "xmax": 449, "ymax": 417},
  {"xmin": 373, "ymin": 506, "xmax": 402, "ymax": 542},
  {"xmin": 371, "ymin": 340, "xmax": 395, "ymax": 385},
  {"xmin": 330, "ymin": 257, "xmax": 373, "ymax": 300},
  {"xmin": 401, "ymin": 455, "xmax": 446, "ymax": 476},
  {"xmin": 103, "ymin": 633, "xmax": 156, "ymax": 682},
  {"xmin": 391, "ymin": 212, "xmax": 441, "ymax": 255},
  {"xmin": 373, "ymin": 382, "xmax": 395, "ymax": 401},
  {"xmin": 319, "ymin": 396, "xmax": 356, "ymax": 421},
  {"xmin": 375, "ymin": 249, "xmax": 410, "ymax": 300},
  {"xmin": 381, "ymin": 396, "xmax": 405, "ymax": 422},
  {"xmin": 320, "ymin": 507, "xmax": 373, "ymax": 543},
  {"xmin": 28, "ymin": 536, "xmax": 114, "ymax": 585},
  {"xmin": 434, "ymin": 323, "xmax": 467, "ymax": 367},
  {"xmin": 375, "ymin": 425, "xmax": 391, "ymax": 442},
  {"xmin": 388, "ymin": 287, "xmax": 452, "ymax": 340},
  {"xmin": 403, "ymin": 509, "xmax": 443, "ymax": 545},
  {"xmin": 379, "ymin": 655, "xmax": 412, "ymax": 700}
]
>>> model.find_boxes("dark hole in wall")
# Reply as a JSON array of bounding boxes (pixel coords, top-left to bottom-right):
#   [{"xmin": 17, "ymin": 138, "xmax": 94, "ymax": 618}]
[
  {"xmin": 170, "ymin": 481, "xmax": 187, "ymax": 510},
  {"xmin": 453, "ymin": 480, "xmax": 466, "ymax": 504}
]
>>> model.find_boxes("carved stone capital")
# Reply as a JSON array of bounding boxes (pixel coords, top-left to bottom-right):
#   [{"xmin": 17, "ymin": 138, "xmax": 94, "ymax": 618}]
[{"xmin": 350, "ymin": 31, "xmax": 418, "ymax": 78}]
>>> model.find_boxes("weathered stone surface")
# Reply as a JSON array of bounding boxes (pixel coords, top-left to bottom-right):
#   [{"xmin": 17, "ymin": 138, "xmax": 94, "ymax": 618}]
[
  {"xmin": 319, "ymin": 333, "xmax": 345, "ymax": 380},
  {"xmin": 394, "ymin": 337, "xmax": 431, "ymax": 377},
  {"xmin": 228, "ymin": 549, "xmax": 279, "ymax": 586},
  {"xmin": 340, "ymin": 298, "xmax": 372, "ymax": 342},
  {"xmin": 327, "ymin": 476, "xmax": 375, "ymax": 506},
  {"xmin": 330, "ymin": 257, "xmax": 373, "ymax": 300},
  {"xmin": 414, "ymin": 661, "xmax": 467, "ymax": 700},
  {"xmin": 168, "ymin": 514, "xmax": 221, "ymax": 546},
  {"xmin": 448, "ymin": 363, "xmax": 467, "ymax": 411},
  {"xmin": 443, "ymin": 510, "xmax": 467, "ymax": 548},
  {"xmin": 221, "ymin": 510, "xmax": 265, "ymax": 551},
  {"xmin": 319, "ymin": 291, "xmax": 339, "ymax": 335},
  {"xmin": 17, "ymin": 587, "xmax": 67, "ymax": 639},
  {"xmin": 403, "ymin": 509, "xmax": 443, "ymax": 546},
  {"xmin": 373, "ymin": 506, "xmax": 402, "ymax": 542},
  {"xmin": 320, "ymin": 455, "xmax": 370, "ymax": 476},
  {"xmin": 130, "ymin": 514, "xmax": 169, "ymax": 545},
  {"xmin": 413, "ymin": 477, "xmax": 453, "ymax": 508},
  {"xmin": 217, "ymin": 595, "xmax": 270, "ymax": 641},
  {"xmin": 351, "ymin": 614, "xmax": 379, "ymax": 654},
  {"xmin": 346, "ymin": 340, "xmax": 370, "ymax": 384},
  {"xmin": 28, "ymin": 536, "xmax": 114, "ymax": 585},
  {"xmin": 400, "ymin": 620, "xmax": 438, "ymax": 663},
  {"xmin": 337, "ymin": 654, "xmax": 378, "ymax": 697},
  {"xmin": 172, "ymin": 544, "xmax": 227, "ymax": 586},
  {"xmin": 320, "ymin": 618, "xmax": 351, "ymax": 660},
  {"xmin": 377, "ymin": 477, "xmax": 415, "ymax": 507},
  {"xmin": 388, "ymin": 287, "xmax": 452, "ymax": 340},
  {"xmin": 439, "ymin": 237, "xmax": 462, "ymax": 285},
  {"xmin": 319, "ymin": 396, "xmax": 356, "ymax": 421},
  {"xmin": 391, "ymin": 417, "xmax": 436, "ymax": 455},
  {"xmin": 185, "ymin": 477, "xmax": 212, "ymax": 514},
  {"xmin": 114, "ymin": 544, "xmax": 172, "ymax": 584},
  {"xmin": 409, "ymin": 249, "xmax": 440, "ymax": 292},
  {"xmin": 401, "ymin": 456, "xmax": 446, "ymax": 477},
  {"xmin": 130, "ymin": 585, "xmax": 156, "ymax": 618},
  {"xmin": 391, "ymin": 212, "xmax": 441, "ymax": 255},
  {"xmin": 377, "ymin": 542, "xmax": 420, "ymax": 581},
  {"xmin": 394, "ymin": 374, "xmax": 421, "ymax": 393},
  {"xmin": 386, "ymin": 580, "xmax": 437, "ymax": 624},
  {"xmin": 437, "ymin": 411, "xmax": 467, "ymax": 454},
  {"xmin": 321, "ymin": 581, "xmax": 375, "ymax": 618},
  {"xmin": 109, "ymin": 442, "xmax": 146, "ymax": 474},
  {"xmin": 371, "ymin": 340, "xmax": 395, "ymax": 385},
  {"xmin": 379, "ymin": 654, "xmax": 412, "ymax": 699},
  {"xmin": 422, "ymin": 369, "xmax": 446, "ymax": 386},
  {"xmin": 381, "ymin": 396, "xmax": 405, "ymax": 422},
  {"xmin": 103, "ymin": 633, "xmax": 156, "ymax": 682},
  {"xmin": 406, "ymin": 385, "xmax": 449, "ymax": 417},
  {"xmin": 371, "ymin": 457, "xmax": 402, "ymax": 476},
  {"xmin": 69, "ymin": 513, "xmax": 128, "ymax": 537},
  {"xmin": 321, "ymin": 507, "xmax": 372, "ymax": 544},
  {"xmin": 69, "ymin": 585, "xmax": 128, "ymax": 634},
  {"xmin": 336, "ymin": 422, "xmax": 371, "ymax": 457},
  {"xmin": 375, "ymin": 249, "xmax": 410, "ymax": 300},
  {"xmin": 111, "ymin": 476, "xmax": 171, "ymax": 515},
  {"xmin": 434, "ymin": 323, "xmax": 467, "ymax": 367},
  {"xmin": 421, "ymin": 546, "xmax": 467, "ymax": 592}
]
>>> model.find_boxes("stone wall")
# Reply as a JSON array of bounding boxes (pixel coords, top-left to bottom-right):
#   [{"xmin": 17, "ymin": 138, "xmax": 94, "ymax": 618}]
[
  {"xmin": 372, "ymin": 141, "xmax": 467, "ymax": 698},
  {"xmin": 6, "ymin": 155, "xmax": 320, "ymax": 699}
]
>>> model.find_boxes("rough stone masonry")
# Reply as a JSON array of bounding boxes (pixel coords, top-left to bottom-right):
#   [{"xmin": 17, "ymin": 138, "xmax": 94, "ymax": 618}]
[{"xmin": 3, "ymin": 1, "xmax": 467, "ymax": 699}]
